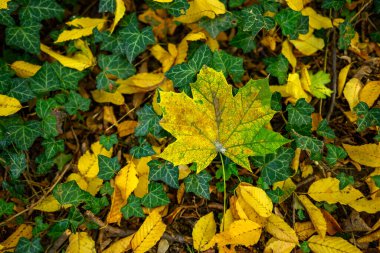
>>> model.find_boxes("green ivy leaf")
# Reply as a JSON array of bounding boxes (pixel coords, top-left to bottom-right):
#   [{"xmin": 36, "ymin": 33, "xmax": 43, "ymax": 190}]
[
  {"xmin": 51, "ymin": 62, "xmax": 86, "ymax": 90},
  {"xmin": 211, "ymin": 50, "xmax": 244, "ymax": 83},
  {"xmin": 100, "ymin": 181, "xmax": 114, "ymax": 196},
  {"xmin": 15, "ymin": 238, "xmax": 43, "ymax": 253},
  {"xmin": 29, "ymin": 63, "xmax": 60, "ymax": 94},
  {"xmin": 264, "ymin": 54, "xmax": 289, "ymax": 85},
  {"xmin": 84, "ymin": 195, "xmax": 109, "ymax": 215},
  {"xmin": 293, "ymin": 133, "xmax": 323, "ymax": 161},
  {"xmin": 300, "ymin": 241, "xmax": 311, "ymax": 253},
  {"xmin": 99, "ymin": 134, "xmax": 118, "ymax": 151},
  {"xmin": 67, "ymin": 207, "xmax": 85, "ymax": 231},
  {"xmin": 41, "ymin": 115, "xmax": 59, "ymax": 139},
  {"xmin": 53, "ymin": 181, "xmax": 90, "ymax": 206},
  {"xmin": 309, "ymin": 71, "xmax": 333, "ymax": 99},
  {"xmin": 36, "ymin": 153, "xmax": 55, "ymax": 174},
  {"xmin": 184, "ymin": 170, "xmax": 212, "ymax": 199},
  {"xmin": 148, "ymin": 160, "xmax": 179, "ymax": 189},
  {"xmin": 199, "ymin": 12, "xmax": 236, "ymax": 39},
  {"xmin": 325, "ymin": 144, "xmax": 347, "ymax": 166},
  {"xmin": 0, "ymin": 199, "xmax": 15, "ymax": 217},
  {"xmin": 42, "ymin": 139, "xmax": 64, "ymax": 159},
  {"xmin": 8, "ymin": 120, "xmax": 41, "ymax": 150},
  {"xmin": 322, "ymin": 0, "xmax": 345, "ymax": 10},
  {"xmin": 271, "ymin": 92, "xmax": 282, "ymax": 111},
  {"xmin": 259, "ymin": 0, "xmax": 280, "ymax": 12},
  {"xmin": 99, "ymin": 0, "xmax": 115, "ymax": 13},
  {"xmin": 98, "ymin": 155, "xmax": 121, "ymax": 180},
  {"xmin": 146, "ymin": 0, "xmax": 189, "ymax": 17},
  {"xmin": 372, "ymin": 175, "xmax": 380, "ymax": 188},
  {"xmin": 252, "ymin": 147, "xmax": 294, "ymax": 185},
  {"xmin": 32, "ymin": 216, "xmax": 49, "ymax": 236},
  {"xmin": 130, "ymin": 141, "xmax": 156, "ymax": 159},
  {"xmin": 266, "ymin": 187, "xmax": 284, "ymax": 203},
  {"xmin": 354, "ymin": 102, "xmax": 380, "ymax": 132},
  {"xmin": 64, "ymin": 91, "xmax": 91, "ymax": 115},
  {"xmin": 36, "ymin": 99, "xmax": 58, "ymax": 118},
  {"xmin": 141, "ymin": 182, "xmax": 170, "ymax": 208},
  {"xmin": 1, "ymin": 150, "xmax": 26, "ymax": 180},
  {"xmin": 240, "ymin": 5, "xmax": 265, "ymax": 35},
  {"xmin": 338, "ymin": 20, "xmax": 355, "ymax": 50},
  {"xmin": 135, "ymin": 105, "xmax": 164, "ymax": 137},
  {"xmin": 370, "ymin": 32, "xmax": 380, "ymax": 43},
  {"xmin": 5, "ymin": 22, "xmax": 41, "ymax": 54},
  {"xmin": 317, "ymin": 119, "xmax": 336, "ymax": 139},
  {"xmin": 47, "ymin": 220, "xmax": 69, "ymax": 240},
  {"xmin": 275, "ymin": 8, "xmax": 309, "ymax": 39},
  {"xmin": 121, "ymin": 195, "xmax": 145, "ymax": 219},
  {"xmin": 336, "ymin": 172, "xmax": 354, "ymax": 190},
  {"xmin": 6, "ymin": 78, "xmax": 35, "ymax": 103},
  {"xmin": 54, "ymin": 153, "xmax": 72, "ymax": 171},
  {"xmin": 19, "ymin": 0, "xmax": 64, "ymax": 22},
  {"xmin": 0, "ymin": 1, "xmax": 17, "ymax": 26},
  {"xmin": 286, "ymin": 98, "xmax": 314, "ymax": 136},
  {"xmin": 230, "ymin": 29, "xmax": 257, "ymax": 53}
]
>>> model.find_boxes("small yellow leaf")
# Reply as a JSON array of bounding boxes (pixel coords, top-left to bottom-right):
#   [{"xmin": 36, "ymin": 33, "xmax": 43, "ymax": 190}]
[
  {"xmin": 290, "ymin": 35, "xmax": 325, "ymax": 56},
  {"xmin": 337, "ymin": 64, "xmax": 351, "ymax": 97},
  {"xmin": 117, "ymin": 120, "xmax": 138, "ymax": 137},
  {"xmin": 174, "ymin": 0, "xmax": 226, "ymax": 24},
  {"xmin": 0, "ymin": 94, "xmax": 22, "ymax": 116},
  {"xmin": 67, "ymin": 173, "xmax": 103, "ymax": 196},
  {"xmin": 103, "ymin": 234, "xmax": 134, "ymax": 253},
  {"xmin": 10, "ymin": 61, "xmax": 41, "ymax": 78},
  {"xmin": 343, "ymin": 78, "xmax": 362, "ymax": 111},
  {"xmin": 298, "ymin": 195, "xmax": 327, "ymax": 238},
  {"xmin": 221, "ymin": 209, "xmax": 234, "ymax": 232},
  {"xmin": 348, "ymin": 198, "xmax": 380, "ymax": 214},
  {"xmin": 192, "ymin": 212, "xmax": 216, "ymax": 251},
  {"xmin": 343, "ymin": 143, "xmax": 380, "ymax": 168},
  {"xmin": 359, "ymin": 81, "xmax": 380, "ymax": 107},
  {"xmin": 117, "ymin": 73, "xmax": 165, "ymax": 94},
  {"xmin": 281, "ymin": 40, "xmax": 297, "ymax": 70},
  {"xmin": 261, "ymin": 35, "xmax": 277, "ymax": 51},
  {"xmin": 265, "ymin": 214, "xmax": 299, "ymax": 244},
  {"xmin": 300, "ymin": 67, "xmax": 312, "ymax": 93},
  {"xmin": 0, "ymin": 224, "xmax": 32, "ymax": 251},
  {"xmin": 308, "ymin": 235, "xmax": 361, "ymax": 253},
  {"xmin": 131, "ymin": 210, "xmax": 167, "ymax": 253},
  {"xmin": 66, "ymin": 232, "xmax": 96, "ymax": 253},
  {"xmin": 286, "ymin": 0, "xmax": 303, "ymax": 11},
  {"xmin": 91, "ymin": 89, "xmax": 125, "ymax": 105},
  {"xmin": 270, "ymin": 73, "xmax": 311, "ymax": 104},
  {"xmin": 301, "ymin": 7, "xmax": 332, "ymax": 29},
  {"xmin": 134, "ymin": 174, "xmax": 149, "ymax": 198},
  {"xmin": 91, "ymin": 141, "xmax": 113, "ymax": 157},
  {"xmin": 357, "ymin": 229, "xmax": 380, "ymax": 243},
  {"xmin": 56, "ymin": 17, "xmax": 107, "ymax": 43},
  {"xmin": 150, "ymin": 44, "xmax": 177, "ymax": 72},
  {"xmin": 234, "ymin": 196, "xmax": 267, "ymax": 226},
  {"xmin": 176, "ymin": 32, "xmax": 207, "ymax": 64},
  {"xmin": 264, "ymin": 237, "xmax": 296, "ymax": 253},
  {"xmin": 78, "ymin": 152, "xmax": 99, "ymax": 178},
  {"xmin": 110, "ymin": 0, "xmax": 126, "ymax": 33},
  {"xmin": 295, "ymin": 221, "xmax": 316, "ymax": 241},
  {"xmin": 0, "ymin": 0, "xmax": 10, "ymax": 9},
  {"xmin": 237, "ymin": 183, "xmax": 273, "ymax": 218},
  {"xmin": 214, "ymin": 220, "xmax": 262, "ymax": 247},
  {"xmin": 33, "ymin": 195, "xmax": 62, "ymax": 212}
]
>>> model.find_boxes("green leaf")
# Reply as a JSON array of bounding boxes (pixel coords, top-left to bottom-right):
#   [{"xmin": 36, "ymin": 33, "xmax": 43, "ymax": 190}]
[
  {"xmin": 370, "ymin": 32, "xmax": 380, "ymax": 43},
  {"xmin": 240, "ymin": 5, "xmax": 265, "ymax": 35},
  {"xmin": 199, "ymin": 12, "xmax": 236, "ymax": 39},
  {"xmin": 67, "ymin": 207, "xmax": 85, "ymax": 231},
  {"xmin": 309, "ymin": 71, "xmax": 333, "ymax": 99},
  {"xmin": 322, "ymin": 0, "xmax": 345, "ymax": 10},
  {"xmin": 64, "ymin": 91, "xmax": 91, "ymax": 115},
  {"xmin": 130, "ymin": 141, "xmax": 156, "ymax": 159},
  {"xmin": 325, "ymin": 144, "xmax": 347, "ymax": 166},
  {"xmin": 317, "ymin": 119, "xmax": 336, "ymax": 139},
  {"xmin": 41, "ymin": 115, "xmax": 59, "ymax": 139},
  {"xmin": 19, "ymin": 0, "xmax": 64, "ymax": 22},
  {"xmin": 36, "ymin": 99, "xmax": 58, "ymax": 118},
  {"xmin": 372, "ymin": 175, "xmax": 380, "ymax": 188},
  {"xmin": 230, "ymin": 29, "xmax": 257, "ymax": 53},
  {"xmin": 99, "ymin": 134, "xmax": 118, "ymax": 151},
  {"xmin": 99, "ymin": 0, "xmax": 115, "ymax": 13},
  {"xmin": 8, "ymin": 120, "xmax": 41, "ymax": 150},
  {"xmin": 54, "ymin": 153, "xmax": 72, "ymax": 171},
  {"xmin": 32, "ymin": 216, "xmax": 49, "ymax": 236},
  {"xmin": 98, "ymin": 155, "xmax": 121, "ymax": 180},
  {"xmin": 6, "ymin": 78, "xmax": 35, "ymax": 103},
  {"xmin": 30, "ymin": 62, "xmax": 60, "ymax": 94},
  {"xmin": 146, "ymin": 0, "xmax": 189, "ymax": 17},
  {"xmin": 84, "ymin": 195, "xmax": 109, "ymax": 215},
  {"xmin": 266, "ymin": 187, "xmax": 284, "ymax": 203},
  {"xmin": 211, "ymin": 50, "xmax": 244, "ymax": 83},
  {"xmin": 300, "ymin": 241, "xmax": 311, "ymax": 253},
  {"xmin": 0, "ymin": 1, "xmax": 17, "ymax": 26},
  {"xmin": 5, "ymin": 22, "xmax": 41, "ymax": 54},
  {"xmin": 275, "ymin": 8, "xmax": 309, "ymax": 40},
  {"xmin": 148, "ymin": 160, "xmax": 179, "ymax": 189},
  {"xmin": 50, "ymin": 62, "xmax": 86, "ymax": 90},
  {"xmin": 15, "ymin": 238, "xmax": 43, "ymax": 253},
  {"xmin": 36, "ymin": 153, "xmax": 55, "ymax": 174},
  {"xmin": 338, "ymin": 20, "xmax": 355, "ymax": 50},
  {"xmin": 286, "ymin": 98, "xmax": 314, "ymax": 136},
  {"xmin": 0, "ymin": 199, "xmax": 15, "ymax": 217},
  {"xmin": 53, "ymin": 181, "xmax": 90, "ymax": 206},
  {"xmin": 121, "ymin": 195, "xmax": 145, "ymax": 219},
  {"xmin": 264, "ymin": 54, "xmax": 289, "ymax": 85},
  {"xmin": 293, "ymin": 133, "xmax": 323, "ymax": 161},
  {"xmin": 100, "ymin": 181, "xmax": 114, "ymax": 196},
  {"xmin": 1, "ymin": 150, "xmax": 26, "ymax": 180},
  {"xmin": 135, "ymin": 105, "xmax": 164, "ymax": 137},
  {"xmin": 229, "ymin": 0, "xmax": 245, "ymax": 8},
  {"xmin": 184, "ymin": 170, "xmax": 212, "ymax": 199},
  {"xmin": 354, "ymin": 102, "xmax": 380, "ymax": 132},
  {"xmin": 336, "ymin": 172, "xmax": 354, "ymax": 190},
  {"xmin": 271, "ymin": 91, "xmax": 282, "ymax": 111},
  {"xmin": 259, "ymin": 0, "xmax": 280, "ymax": 12},
  {"xmin": 141, "ymin": 182, "xmax": 170, "ymax": 208},
  {"xmin": 252, "ymin": 147, "xmax": 294, "ymax": 185},
  {"xmin": 47, "ymin": 220, "xmax": 69, "ymax": 240},
  {"xmin": 42, "ymin": 139, "xmax": 64, "ymax": 159}
]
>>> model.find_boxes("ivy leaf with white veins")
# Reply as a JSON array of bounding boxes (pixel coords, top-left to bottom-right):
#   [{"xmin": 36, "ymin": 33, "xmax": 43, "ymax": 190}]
[
  {"xmin": 275, "ymin": 8, "xmax": 309, "ymax": 39},
  {"xmin": 354, "ymin": 102, "xmax": 380, "ymax": 132},
  {"xmin": 0, "ymin": 199, "xmax": 15, "ymax": 217},
  {"xmin": 251, "ymin": 147, "xmax": 294, "ymax": 185},
  {"xmin": 240, "ymin": 5, "xmax": 266, "ymax": 36},
  {"xmin": 264, "ymin": 54, "xmax": 289, "ymax": 85},
  {"xmin": 230, "ymin": 29, "xmax": 257, "ymax": 53},
  {"xmin": 159, "ymin": 67, "xmax": 288, "ymax": 173},
  {"xmin": 135, "ymin": 105, "xmax": 164, "ymax": 137},
  {"xmin": 199, "ymin": 12, "xmax": 237, "ymax": 39},
  {"xmin": 29, "ymin": 62, "xmax": 60, "ymax": 94},
  {"xmin": 130, "ymin": 140, "xmax": 156, "ymax": 159},
  {"xmin": 292, "ymin": 133, "xmax": 323, "ymax": 161},
  {"xmin": 64, "ymin": 91, "xmax": 91, "ymax": 115},
  {"xmin": 19, "ymin": 0, "xmax": 64, "ymax": 22},
  {"xmin": 317, "ymin": 119, "xmax": 336, "ymax": 139},
  {"xmin": 5, "ymin": 22, "xmax": 41, "ymax": 54},
  {"xmin": 98, "ymin": 155, "xmax": 121, "ymax": 180},
  {"xmin": 146, "ymin": 0, "xmax": 189, "ymax": 17},
  {"xmin": 53, "ymin": 181, "xmax": 90, "ymax": 206},
  {"xmin": 309, "ymin": 71, "xmax": 332, "ymax": 99},
  {"xmin": 184, "ymin": 170, "xmax": 212, "ymax": 199},
  {"xmin": 50, "ymin": 62, "xmax": 86, "ymax": 90},
  {"xmin": 99, "ymin": 0, "xmax": 116, "ymax": 13},
  {"xmin": 42, "ymin": 139, "xmax": 64, "ymax": 159},
  {"xmin": 7, "ymin": 78, "xmax": 35, "ymax": 103},
  {"xmin": 121, "ymin": 195, "xmax": 145, "ymax": 219},
  {"xmin": 286, "ymin": 98, "xmax": 314, "ymax": 136},
  {"xmin": 338, "ymin": 20, "xmax": 355, "ymax": 50},
  {"xmin": 211, "ymin": 50, "xmax": 244, "ymax": 83},
  {"xmin": 15, "ymin": 238, "xmax": 43, "ymax": 253},
  {"xmin": 148, "ymin": 160, "xmax": 179, "ymax": 189},
  {"xmin": 325, "ymin": 144, "xmax": 347, "ymax": 166},
  {"xmin": 8, "ymin": 120, "xmax": 41, "ymax": 150},
  {"xmin": 141, "ymin": 182, "xmax": 170, "ymax": 208}
]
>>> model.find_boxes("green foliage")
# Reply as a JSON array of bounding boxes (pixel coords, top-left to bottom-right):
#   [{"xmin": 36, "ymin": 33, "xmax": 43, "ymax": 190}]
[
  {"xmin": 19, "ymin": 0, "xmax": 64, "ymax": 22},
  {"xmin": 271, "ymin": 92, "xmax": 282, "ymax": 111},
  {"xmin": 322, "ymin": 0, "xmax": 346, "ymax": 10},
  {"xmin": 300, "ymin": 241, "xmax": 311, "ymax": 253},
  {"xmin": 8, "ymin": 120, "xmax": 41, "ymax": 150},
  {"xmin": 286, "ymin": 98, "xmax": 314, "ymax": 136},
  {"xmin": 64, "ymin": 91, "xmax": 91, "ymax": 115},
  {"xmin": 32, "ymin": 216, "xmax": 49, "ymax": 236},
  {"xmin": 275, "ymin": 8, "xmax": 309, "ymax": 39},
  {"xmin": 135, "ymin": 105, "xmax": 164, "ymax": 137},
  {"xmin": 309, "ymin": 71, "xmax": 332, "ymax": 99},
  {"xmin": 146, "ymin": 0, "xmax": 189, "ymax": 17},
  {"xmin": 184, "ymin": 170, "xmax": 212, "ymax": 199},
  {"xmin": 130, "ymin": 140, "xmax": 156, "ymax": 158},
  {"xmin": 148, "ymin": 160, "xmax": 179, "ymax": 189},
  {"xmin": 53, "ymin": 181, "xmax": 90, "ymax": 206},
  {"xmin": 293, "ymin": 133, "xmax": 323, "ymax": 161},
  {"xmin": 372, "ymin": 175, "xmax": 380, "ymax": 188},
  {"xmin": 0, "ymin": 198, "xmax": 15, "ymax": 217},
  {"xmin": 15, "ymin": 238, "xmax": 43, "ymax": 253},
  {"xmin": 211, "ymin": 50, "xmax": 243, "ymax": 83},
  {"xmin": 230, "ymin": 29, "xmax": 257, "ymax": 53},
  {"xmin": 317, "ymin": 119, "xmax": 336, "ymax": 139},
  {"xmin": 338, "ymin": 20, "xmax": 355, "ymax": 50},
  {"xmin": 98, "ymin": 155, "xmax": 121, "ymax": 180},
  {"xmin": 100, "ymin": 134, "xmax": 118, "ymax": 151},
  {"xmin": 336, "ymin": 172, "xmax": 354, "ymax": 190},
  {"xmin": 121, "ymin": 195, "xmax": 145, "ymax": 219},
  {"xmin": 5, "ymin": 23, "xmax": 42, "ymax": 54},
  {"xmin": 354, "ymin": 102, "xmax": 380, "ymax": 132},
  {"xmin": 141, "ymin": 182, "xmax": 170, "ymax": 208},
  {"xmin": 0, "ymin": 150, "xmax": 26, "ymax": 180},
  {"xmin": 99, "ymin": 0, "xmax": 116, "ymax": 13},
  {"xmin": 325, "ymin": 144, "xmax": 347, "ymax": 166},
  {"xmin": 264, "ymin": 54, "xmax": 289, "ymax": 85},
  {"xmin": 42, "ymin": 139, "xmax": 64, "ymax": 159},
  {"xmin": 266, "ymin": 187, "xmax": 284, "ymax": 203},
  {"xmin": 199, "ymin": 12, "xmax": 236, "ymax": 39}
]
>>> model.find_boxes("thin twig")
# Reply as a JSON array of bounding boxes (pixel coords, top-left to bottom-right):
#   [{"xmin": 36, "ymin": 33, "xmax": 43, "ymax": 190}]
[
  {"xmin": 327, "ymin": 11, "xmax": 337, "ymax": 121},
  {"xmin": 350, "ymin": 0, "xmax": 373, "ymax": 23}
]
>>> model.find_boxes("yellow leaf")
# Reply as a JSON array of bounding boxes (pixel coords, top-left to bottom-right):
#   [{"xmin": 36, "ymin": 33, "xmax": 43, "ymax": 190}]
[
  {"xmin": 0, "ymin": 0, "xmax": 10, "ymax": 9},
  {"xmin": 221, "ymin": 208, "xmax": 234, "ymax": 232},
  {"xmin": 357, "ymin": 229, "xmax": 380, "ymax": 243},
  {"xmin": 301, "ymin": 7, "xmax": 332, "ymax": 29},
  {"xmin": 103, "ymin": 234, "xmax": 133, "ymax": 253},
  {"xmin": 295, "ymin": 221, "xmax": 316, "ymax": 241},
  {"xmin": 286, "ymin": 0, "xmax": 303, "ymax": 11},
  {"xmin": 117, "ymin": 120, "xmax": 138, "ymax": 137},
  {"xmin": 78, "ymin": 152, "xmax": 99, "ymax": 178},
  {"xmin": 192, "ymin": 212, "xmax": 216, "ymax": 251},
  {"xmin": 281, "ymin": 40, "xmax": 297, "ymax": 70},
  {"xmin": 150, "ymin": 44, "xmax": 177, "ymax": 72},
  {"xmin": 178, "ymin": 164, "xmax": 191, "ymax": 180},
  {"xmin": 67, "ymin": 173, "xmax": 103, "ymax": 196},
  {"xmin": 337, "ymin": 64, "xmax": 351, "ymax": 97},
  {"xmin": 0, "ymin": 224, "xmax": 32, "ymax": 252},
  {"xmin": 270, "ymin": 73, "xmax": 311, "ymax": 104},
  {"xmin": 290, "ymin": 35, "xmax": 325, "ymax": 56},
  {"xmin": 300, "ymin": 67, "xmax": 312, "ymax": 93},
  {"xmin": 91, "ymin": 141, "xmax": 113, "ymax": 157},
  {"xmin": 131, "ymin": 210, "xmax": 167, "ymax": 253},
  {"xmin": 176, "ymin": 32, "xmax": 207, "ymax": 64},
  {"xmin": 359, "ymin": 81, "xmax": 380, "ymax": 107},
  {"xmin": 10, "ymin": 61, "xmax": 41, "ymax": 78},
  {"xmin": 174, "ymin": 0, "xmax": 226, "ymax": 24},
  {"xmin": 308, "ymin": 177, "xmax": 364, "ymax": 205},
  {"xmin": 343, "ymin": 143, "xmax": 380, "ymax": 168},
  {"xmin": 265, "ymin": 214, "xmax": 299, "ymax": 244},
  {"xmin": 343, "ymin": 78, "xmax": 362, "ymax": 111},
  {"xmin": 153, "ymin": 0, "xmax": 173, "ymax": 2},
  {"xmin": 33, "ymin": 195, "xmax": 62, "ymax": 212},
  {"xmin": 308, "ymin": 235, "xmax": 361, "ymax": 253},
  {"xmin": 348, "ymin": 198, "xmax": 380, "ymax": 214},
  {"xmin": 237, "ymin": 183, "xmax": 273, "ymax": 218},
  {"xmin": 91, "ymin": 89, "xmax": 125, "ymax": 105},
  {"xmin": 264, "ymin": 238, "xmax": 296, "ymax": 253},
  {"xmin": 273, "ymin": 178, "xmax": 296, "ymax": 203},
  {"xmin": 298, "ymin": 195, "xmax": 327, "ymax": 238},
  {"xmin": 261, "ymin": 35, "xmax": 277, "ymax": 51},
  {"xmin": 66, "ymin": 232, "xmax": 96, "ymax": 253},
  {"xmin": 234, "ymin": 196, "xmax": 267, "ymax": 226},
  {"xmin": 56, "ymin": 17, "xmax": 107, "ymax": 43},
  {"xmin": 0, "ymin": 94, "xmax": 22, "ymax": 116},
  {"xmin": 110, "ymin": 0, "xmax": 126, "ymax": 33},
  {"xmin": 214, "ymin": 220, "xmax": 262, "ymax": 247},
  {"xmin": 117, "ymin": 73, "xmax": 165, "ymax": 94}
]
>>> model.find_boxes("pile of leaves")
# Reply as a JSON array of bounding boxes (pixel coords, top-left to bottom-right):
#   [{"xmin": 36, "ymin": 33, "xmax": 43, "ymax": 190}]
[{"xmin": 1, "ymin": 0, "xmax": 380, "ymax": 252}]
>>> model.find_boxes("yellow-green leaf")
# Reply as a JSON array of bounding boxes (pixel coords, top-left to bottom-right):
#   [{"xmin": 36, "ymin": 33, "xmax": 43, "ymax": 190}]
[
  {"xmin": 0, "ymin": 94, "xmax": 22, "ymax": 116},
  {"xmin": 174, "ymin": 0, "xmax": 226, "ymax": 24}
]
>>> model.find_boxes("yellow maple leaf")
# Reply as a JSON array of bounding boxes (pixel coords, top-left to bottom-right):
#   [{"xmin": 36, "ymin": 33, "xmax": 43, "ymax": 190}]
[
  {"xmin": 343, "ymin": 143, "xmax": 380, "ymax": 168},
  {"xmin": 174, "ymin": 0, "xmax": 226, "ymax": 24},
  {"xmin": 265, "ymin": 214, "xmax": 299, "ymax": 244},
  {"xmin": 66, "ymin": 232, "xmax": 96, "ymax": 253},
  {"xmin": 0, "ymin": 94, "xmax": 22, "ymax": 116},
  {"xmin": 10, "ymin": 61, "xmax": 41, "ymax": 78},
  {"xmin": 308, "ymin": 235, "xmax": 361, "ymax": 253},
  {"xmin": 237, "ymin": 183, "xmax": 273, "ymax": 218},
  {"xmin": 298, "ymin": 195, "xmax": 327, "ymax": 238},
  {"xmin": 56, "ymin": 17, "xmax": 107, "ymax": 43},
  {"xmin": 131, "ymin": 210, "xmax": 167, "ymax": 253},
  {"xmin": 158, "ymin": 67, "xmax": 288, "ymax": 172},
  {"xmin": 192, "ymin": 212, "xmax": 216, "ymax": 251},
  {"xmin": 264, "ymin": 238, "xmax": 296, "ymax": 253},
  {"xmin": 110, "ymin": 0, "xmax": 125, "ymax": 33}
]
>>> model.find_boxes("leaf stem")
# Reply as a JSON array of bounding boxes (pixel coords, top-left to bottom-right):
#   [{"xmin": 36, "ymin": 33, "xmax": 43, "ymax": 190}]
[{"xmin": 219, "ymin": 152, "xmax": 227, "ymax": 232}]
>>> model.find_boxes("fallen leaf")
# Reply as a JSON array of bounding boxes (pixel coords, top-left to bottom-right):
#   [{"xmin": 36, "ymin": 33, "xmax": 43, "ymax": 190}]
[
  {"xmin": 281, "ymin": 40, "xmax": 297, "ymax": 70},
  {"xmin": 308, "ymin": 235, "xmax": 361, "ymax": 253},
  {"xmin": 237, "ymin": 183, "xmax": 273, "ymax": 218},
  {"xmin": 174, "ymin": 0, "xmax": 226, "ymax": 24},
  {"xmin": 176, "ymin": 32, "xmax": 207, "ymax": 64},
  {"xmin": 103, "ymin": 234, "xmax": 134, "ymax": 253},
  {"xmin": 359, "ymin": 81, "xmax": 380, "ymax": 107},
  {"xmin": 0, "ymin": 224, "xmax": 33, "ymax": 251},
  {"xmin": 270, "ymin": 73, "xmax": 311, "ymax": 104},
  {"xmin": 117, "ymin": 120, "xmax": 138, "ymax": 137},
  {"xmin": 0, "ymin": 94, "xmax": 22, "ymax": 116},
  {"xmin": 338, "ymin": 64, "xmax": 352, "ymax": 97},
  {"xmin": 91, "ymin": 90, "xmax": 125, "ymax": 105},
  {"xmin": 66, "ymin": 232, "xmax": 96, "ymax": 253},
  {"xmin": 273, "ymin": 178, "xmax": 296, "ymax": 203},
  {"xmin": 56, "ymin": 17, "xmax": 107, "ymax": 43},
  {"xmin": 264, "ymin": 237, "xmax": 296, "ymax": 253},
  {"xmin": 348, "ymin": 198, "xmax": 380, "ymax": 214},
  {"xmin": 33, "ymin": 195, "xmax": 62, "ymax": 212},
  {"xmin": 110, "ymin": 0, "xmax": 126, "ymax": 33},
  {"xmin": 150, "ymin": 44, "xmax": 177, "ymax": 72},
  {"xmin": 290, "ymin": 34, "xmax": 325, "ymax": 56},
  {"xmin": 342, "ymin": 210, "xmax": 371, "ymax": 232},
  {"xmin": 343, "ymin": 143, "xmax": 380, "ymax": 167},
  {"xmin": 366, "ymin": 168, "xmax": 380, "ymax": 199},
  {"xmin": 295, "ymin": 221, "xmax": 316, "ymax": 241},
  {"xmin": 234, "ymin": 195, "xmax": 267, "ymax": 226},
  {"xmin": 10, "ymin": 61, "xmax": 41, "ymax": 78},
  {"xmin": 117, "ymin": 73, "xmax": 165, "ymax": 94},
  {"xmin": 357, "ymin": 229, "xmax": 380, "ymax": 243},
  {"xmin": 301, "ymin": 7, "xmax": 332, "ymax": 29},
  {"xmin": 298, "ymin": 195, "xmax": 327, "ymax": 238},
  {"xmin": 265, "ymin": 214, "xmax": 299, "ymax": 244},
  {"xmin": 343, "ymin": 78, "xmax": 363, "ymax": 111},
  {"xmin": 321, "ymin": 209, "xmax": 342, "ymax": 235},
  {"xmin": 192, "ymin": 212, "xmax": 216, "ymax": 251},
  {"xmin": 286, "ymin": 0, "xmax": 303, "ymax": 11}
]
